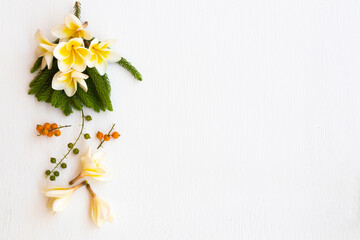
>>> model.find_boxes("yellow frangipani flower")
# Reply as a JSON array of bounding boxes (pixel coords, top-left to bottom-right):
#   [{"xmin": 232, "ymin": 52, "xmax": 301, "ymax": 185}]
[
  {"xmin": 86, "ymin": 183, "xmax": 113, "ymax": 227},
  {"xmin": 69, "ymin": 147, "xmax": 113, "ymax": 185},
  {"xmin": 43, "ymin": 182, "xmax": 86, "ymax": 214},
  {"xmin": 35, "ymin": 29, "xmax": 56, "ymax": 70},
  {"xmin": 52, "ymin": 69, "xmax": 88, "ymax": 97},
  {"xmin": 88, "ymin": 38, "xmax": 121, "ymax": 75},
  {"xmin": 51, "ymin": 13, "xmax": 92, "ymax": 40},
  {"xmin": 53, "ymin": 38, "xmax": 91, "ymax": 72}
]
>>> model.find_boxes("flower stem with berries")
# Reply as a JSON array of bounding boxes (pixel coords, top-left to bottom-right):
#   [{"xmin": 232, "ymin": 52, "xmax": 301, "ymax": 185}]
[
  {"xmin": 97, "ymin": 124, "xmax": 116, "ymax": 149},
  {"xmin": 46, "ymin": 110, "xmax": 85, "ymax": 179}
]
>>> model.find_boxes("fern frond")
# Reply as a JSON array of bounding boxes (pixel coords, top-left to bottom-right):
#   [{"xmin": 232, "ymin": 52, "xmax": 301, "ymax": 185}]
[
  {"xmin": 30, "ymin": 57, "xmax": 42, "ymax": 73},
  {"xmin": 117, "ymin": 57, "xmax": 142, "ymax": 81}
]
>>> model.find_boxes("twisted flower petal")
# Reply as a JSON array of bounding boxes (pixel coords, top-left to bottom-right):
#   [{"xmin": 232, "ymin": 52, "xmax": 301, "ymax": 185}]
[
  {"xmin": 35, "ymin": 29, "xmax": 56, "ymax": 70},
  {"xmin": 52, "ymin": 69, "xmax": 88, "ymax": 97},
  {"xmin": 69, "ymin": 146, "xmax": 113, "ymax": 185},
  {"xmin": 53, "ymin": 38, "xmax": 91, "ymax": 72},
  {"xmin": 51, "ymin": 14, "xmax": 92, "ymax": 40},
  {"xmin": 86, "ymin": 183, "xmax": 113, "ymax": 227},
  {"xmin": 43, "ymin": 183, "xmax": 85, "ymax": 213},
  {"xmin": 88, "ymin": 38, "xmax": 121, "ymax": 75}
]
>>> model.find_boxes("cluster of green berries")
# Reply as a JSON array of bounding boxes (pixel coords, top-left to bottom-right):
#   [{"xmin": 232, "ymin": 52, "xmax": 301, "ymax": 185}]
[{"xmin": 45, "ymin": 157, "xmax": 67, "ymax": 181}]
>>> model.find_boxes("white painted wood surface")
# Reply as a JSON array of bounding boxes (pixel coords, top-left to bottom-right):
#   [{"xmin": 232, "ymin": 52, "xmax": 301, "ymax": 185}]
[{"xmin": 1, "ymin": 0, "xmax": 360, "ymax": 239}]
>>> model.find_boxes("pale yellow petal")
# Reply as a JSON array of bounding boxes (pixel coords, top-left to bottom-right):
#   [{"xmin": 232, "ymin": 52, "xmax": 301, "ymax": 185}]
[
  {"xmin": 76, "ymin": 78, "xmax": 88, "ymax": 92},
  {"xmin": 64, "ymin": 13, "xmax": 82, "ymax": 30},
  {"xmin": 52, "ymin": 71, "xmax": 68, "ymax": 90},
  {"xmin": 53, "ymin": 42, "xmax": 69, "ymax": 60},
  {"xmin": 95, "ymin": 61, "xmax": 107, "ymax": 76},
  {"xmin": 43, "ymin": 52, "xmax": 53, "ymax": 69},
  {"xmin": 52, "ymin": 195, "xmax": 72, "ymax": 212},
  {"xmin": 99, "ymin": 39, "xmax": 116, "ymax": 49},
  {"xmin": 40, "ymin": 57, "xmax": 47, "ymax": 70},
  {"xmin": 64, "ymin": 79, "xmax": 77, "ymax": 97},
  {"xmin": 51, "ymin": 24, "xmax": 74, "ymax": 39},
  {"xmin": 106, "ymin": 50, "xmax": 121, "ymax": 63},
  {"xmin": 82, "ymin": 29, "xmax": 93, "ymax": 40}
]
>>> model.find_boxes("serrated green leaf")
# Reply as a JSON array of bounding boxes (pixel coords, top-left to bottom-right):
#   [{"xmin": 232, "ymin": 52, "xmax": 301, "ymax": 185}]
[
  {"xmin": 117, "ymin": 57, "xmax": 142, "ymax": 81},
  {"xmin": 30, "ymin": 57, "xmax": 42, "ymax": 73}
]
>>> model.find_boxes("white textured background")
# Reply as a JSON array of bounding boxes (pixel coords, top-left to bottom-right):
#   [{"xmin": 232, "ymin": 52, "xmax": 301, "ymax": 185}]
[{"xmin": 1, "ymin": 0, "xmax": 360, "ymax": 239}]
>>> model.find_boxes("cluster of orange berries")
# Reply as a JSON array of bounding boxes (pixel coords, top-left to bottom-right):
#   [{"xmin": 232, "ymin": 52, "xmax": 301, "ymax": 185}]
[
  {"xmin": 96, "ymin": 131, "xmax": 120, "ymax": 141},
  {"xmin": 36, "ymin": 123, "xmax": 62, "ymax": 137}
]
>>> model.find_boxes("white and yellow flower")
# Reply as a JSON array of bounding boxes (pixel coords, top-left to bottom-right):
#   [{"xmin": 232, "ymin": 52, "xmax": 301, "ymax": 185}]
[
  {"xmin": 35, "ymin": 29, "xmax": 56, "ymax": 70},
  {"xmin": 52, "ymin": 69, "xmax": 88, "ymax": 97},
  {"xmin": 86, "ymin": 183, "xmax": 113, "ymax": 227},
  {"xmin": 43, "ymin": 182, "xmax": 85, "ymax": 214},
  {"xmin": 53, "ymin": 38, "xmax": 91, "ymax": 72},
  {"xmin": 69, "ymin": 147, "xmax": 113, "ymax": 185},
  {"xmin": 51, "ymin": 13, "xmax": 92, "ymax": 40},
  {"xmin": 88, "ymin": 38, "xmax": 121, "ymax": 75}
]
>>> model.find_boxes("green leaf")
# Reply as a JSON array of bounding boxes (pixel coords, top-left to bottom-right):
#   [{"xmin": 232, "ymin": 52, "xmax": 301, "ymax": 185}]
[
  {"xmin": 73, "ymin": 1, "xmax": 81, "ymax": 19},
  {"xmin": 117, "ymin": 57, "xmax": 142, "ymax": 81},
  {"xmin": 85, "ymin": 67, "xmax": 113, "ymax": 111},
  {"xmin": 30, "ymin": 57, "xmax": 42, "ymax": 73}
]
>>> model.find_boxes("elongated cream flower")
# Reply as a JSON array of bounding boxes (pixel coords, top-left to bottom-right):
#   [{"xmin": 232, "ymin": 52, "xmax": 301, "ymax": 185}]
[
  {"xmin": 43, "ymin": 182, "xmax": 86, "ymax": 214},
  {"xmin": 51, "ymin": 13, "xmax": 92, "ymax": 40},
  {"xmin": 35, "ymin": 29, "xmax": 56, "ymax": 70},
  {"xmin": 86, "ymin": 183, "xmax": 113, "ymax": 227},
  {"xmin": 88, "ymin": 38, "xmax": 121, "ymax": 75},
  {"xmin": 52, "ymin": 69, "xmax": 88, "ymax": 97},
  {"xmin": 53, "ymin": 38, "xmax": 91, "ymax": 72},
  {"xmin": 69, "ymin": 147, "xmax": 112, "ymax": 185}
]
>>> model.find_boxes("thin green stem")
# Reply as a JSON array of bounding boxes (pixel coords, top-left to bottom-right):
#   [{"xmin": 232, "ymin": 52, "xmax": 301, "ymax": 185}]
[
  {"xmin": 97, "ymin": 123, "xmax": 115, "ymax": 149},
  {"xmin": 46, "ymin": 110, "xmax": 85, "ymax": 178}
]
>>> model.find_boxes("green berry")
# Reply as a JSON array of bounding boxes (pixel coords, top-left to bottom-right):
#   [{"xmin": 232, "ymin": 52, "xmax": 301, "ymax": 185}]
[
  {"xmin": 84, "ymin": 133, "xmax": 91, "ymax": 139},
  {"xmin": 45, "ymin": 170, "xmax": 51, "ymax": 175},
  {"xmin": 68, "ymin": 143, "xmax": 74, "ymax": 148},
  {"xmin": 73, "ymin": 148, "xmax": 79, "ymax": 154},
  {"xmin": 85, "ymin": 115, "xmax": 92, "ymax": 121},
  {"xmin": 50, "ymin": 157, "xmax": 56, "ymax": 163},
  {"xmin": 61, "ymin": 163, "xmax": 67, "ymax": 169},
  {"xmin": 50, "ymin": 176, "xmax": 56, "ymax": 181},
  {"xmin": 54, "ymin": 171, "xmax": 59, "ymax": 176}
]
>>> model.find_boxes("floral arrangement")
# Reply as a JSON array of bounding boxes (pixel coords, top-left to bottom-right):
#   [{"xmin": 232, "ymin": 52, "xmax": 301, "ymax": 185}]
[{"xmin": 31, "ymin": 2, "xmax": 142, "ymax": 227}]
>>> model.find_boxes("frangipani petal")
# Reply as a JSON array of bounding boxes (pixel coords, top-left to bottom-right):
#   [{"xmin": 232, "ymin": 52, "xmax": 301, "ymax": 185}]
[
  {"xmin": 88, "ymin": 191, "xmax": 113, "ymax": 227},
  {"xmin": 106, "ymin": 50, "xmax": 121, "ymax": 63},
  {"xmin": 52, "ymin": 195, "xmax": 72, "ymax": 212},
  {"xmin": 88, "ymin": 38, "xmax": 120, "ymax": 75},
  {"xmin": 52, "ymin": 70, "xmax": 88, "ymax": 97},
  {"xmin": 65, "ymin": 13, "xmax": 82, "ymax": 29},
  {"xmin": 95, "ymin": 61, "xmax": 107, "ymax": 76},
  {"xmin": 53, "ymin": 42, "xmax": 69, "ymax": 60},
  {"xmin": 99, "ymin": 39, "xmax": 116, "ymax": 49},
  {"xmin": 76, "ymin": 78, "xmax": 88, "ymax": 92}
]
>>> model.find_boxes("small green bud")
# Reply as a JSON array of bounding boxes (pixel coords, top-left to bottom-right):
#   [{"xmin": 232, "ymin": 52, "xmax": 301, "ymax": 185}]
[
  {"xmin": 50, "ymin": 176, "xmax": 56, "ymax": 181},
  {"xmin": 50, "ymin": 157, "xmax": 56, "ymax": 163},
  {"xmin": 73, "ymin": 148, "xmax": 79, "ymax": 154},
  {"xmin": 45, "ymin": 170, "xmax": 51, "ymax": 175},
  {"xmin": 61, "ymin": 163, "xmax": 67, "ymax": 169},
  {"xmin": 68, "ymin": 143, "xmax": 74, "ymax": 148},
  {"xmin": 85, "ymin": 115, "xmax": 92, "ymax": 121},
  {"xmin": 54, "ymin": 171, "xmax": 59, "ymax": 176},
  {"xmin": 84, "ymin": 133, "xmax": 91, "ymax": 139}
]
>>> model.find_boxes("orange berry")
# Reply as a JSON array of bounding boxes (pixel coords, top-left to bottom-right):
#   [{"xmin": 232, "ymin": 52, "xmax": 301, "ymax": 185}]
[
  {"xmin": 96, "ymin": 131, "xmax": 104, "ymax": 140},
  {"xmin": 104, "ymin": 135, "xmax": 110, "ymax": 141},
  {"xmin": 36, "ymin": 125, "xmax": 43, "ymax": 133},
  {"xmin": 54, "ymin": 130, "xmax": 61, "ymax": 137},
  {"xmin": 47, "ymin": 131, "xmax": 54, "ymax": 137},
  {"xmin": 51, "ymin": 123, "xmax": 58, "ymax": 130},
  {"xmin": 44, "ymin": 123, "xmax": 51, "ymax": 130},
  {"xmin": 112, "ymin": 131, "xmax": 120, "ymax": 139},
  {"xmin": 41, "ymin": 129, "xmax": 48, "ymax": 135}
]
